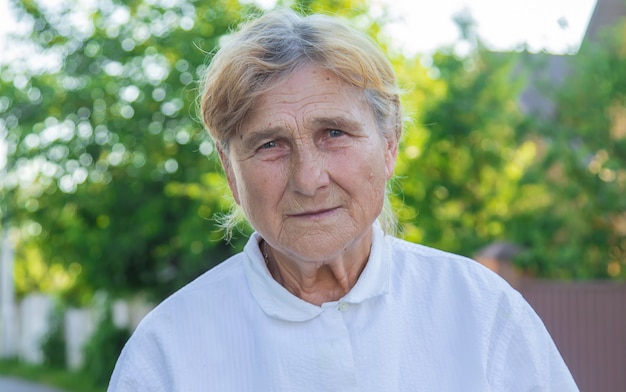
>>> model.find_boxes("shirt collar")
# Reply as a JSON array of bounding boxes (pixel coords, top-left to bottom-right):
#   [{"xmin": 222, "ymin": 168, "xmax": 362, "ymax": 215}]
[{"xmin": 243, "ymin": 222, "xmax": 391, "ymax": 322}]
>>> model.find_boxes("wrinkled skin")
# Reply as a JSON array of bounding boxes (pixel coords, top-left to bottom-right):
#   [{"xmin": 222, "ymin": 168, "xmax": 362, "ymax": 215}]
[{"xmin": 220, "ymin": 64, "xmax": 398, "ymax": 305}]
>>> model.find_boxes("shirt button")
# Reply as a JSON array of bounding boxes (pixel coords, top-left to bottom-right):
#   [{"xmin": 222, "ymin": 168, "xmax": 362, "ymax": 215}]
[{"xmin": 338, "ymin": 302, "xmax": 349, "ymax": 312}]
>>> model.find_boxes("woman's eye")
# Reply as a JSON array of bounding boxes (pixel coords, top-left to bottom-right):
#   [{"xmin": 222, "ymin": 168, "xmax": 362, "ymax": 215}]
[
  {"xmin": 261, "ymin": 140, "xmax": 277, "ymax": 149},
  {"xmin": 328, "ymin": 129, "xmax": 344, "ymax": 138}
]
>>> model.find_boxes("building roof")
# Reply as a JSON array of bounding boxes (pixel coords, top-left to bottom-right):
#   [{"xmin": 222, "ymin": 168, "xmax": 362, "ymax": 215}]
[
  {"xmin": 515, "ymin": 0, "xmax": 626, "ymax": 118},
  {"xmin": 583, "ymin": 0, "xmax": 626, "ymax": 43}
]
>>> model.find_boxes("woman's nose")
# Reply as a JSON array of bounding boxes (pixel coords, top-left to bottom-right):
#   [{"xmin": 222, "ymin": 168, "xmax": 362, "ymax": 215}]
[{"xmin": 289, "ymin": 147, "xmax": 330, "ymax": 196}]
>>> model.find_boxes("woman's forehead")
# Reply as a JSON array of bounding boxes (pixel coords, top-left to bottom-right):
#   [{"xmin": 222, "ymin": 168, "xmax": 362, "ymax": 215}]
[
  {"xmin": 246, "ymin": 66, "xmax": 368, "ymax": 120},
  {"xmin": 260, "ymin": 65, "xmax": 356, "ymax": 99}
]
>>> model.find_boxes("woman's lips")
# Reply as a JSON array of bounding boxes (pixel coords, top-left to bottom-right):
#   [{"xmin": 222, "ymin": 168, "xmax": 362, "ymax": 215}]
[{"xmin": 290, "ymin": 207, "xmax": 338, "ymax": 218}]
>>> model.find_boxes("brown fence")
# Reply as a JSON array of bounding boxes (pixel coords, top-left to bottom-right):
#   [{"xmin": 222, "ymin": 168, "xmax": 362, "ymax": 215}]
[{"xmin": 519, "ymin": 280, "xmax": 626, "ymax": 392}]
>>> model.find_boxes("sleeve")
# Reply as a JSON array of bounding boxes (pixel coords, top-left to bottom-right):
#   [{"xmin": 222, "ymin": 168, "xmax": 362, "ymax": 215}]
[{"xmin": 487, "ymin": 293, "xmax": 579, "ymax": 392}]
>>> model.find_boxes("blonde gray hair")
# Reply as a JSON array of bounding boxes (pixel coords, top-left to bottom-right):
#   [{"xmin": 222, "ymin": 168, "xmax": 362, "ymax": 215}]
[{"xmin": 199, "ymin": 8, "xmax": 402, "ymax": 237}]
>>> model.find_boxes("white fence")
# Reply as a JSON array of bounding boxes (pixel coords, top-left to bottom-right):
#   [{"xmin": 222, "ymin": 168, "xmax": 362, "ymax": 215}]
[{"xmin": 0, "ymin": 293, "xmax": 152, "ymax": 370}]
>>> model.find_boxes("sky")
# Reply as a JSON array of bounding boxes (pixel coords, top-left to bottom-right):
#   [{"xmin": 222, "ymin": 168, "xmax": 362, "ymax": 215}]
[
  {"xmin": 381, "ymin": 0, "xmax": 598, "ymax": 55},
  {"xmin": 0, "ymin": 0, "xmax": 598, "ymax": 55}
]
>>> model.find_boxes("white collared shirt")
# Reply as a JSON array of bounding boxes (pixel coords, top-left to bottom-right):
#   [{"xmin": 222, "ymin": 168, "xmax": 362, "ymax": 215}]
[{"xmin": 109, "ymin": 224, "xmax": 578, "ymax": 391}]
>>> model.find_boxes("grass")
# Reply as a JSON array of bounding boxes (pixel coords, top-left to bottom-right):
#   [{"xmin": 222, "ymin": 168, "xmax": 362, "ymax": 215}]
[{"xmin": 0, "ymin": 359, "xmax": 105, "ymax": 392}]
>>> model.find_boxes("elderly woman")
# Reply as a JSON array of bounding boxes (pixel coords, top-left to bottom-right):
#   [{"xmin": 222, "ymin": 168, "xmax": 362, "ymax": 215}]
[{"xmin": 108, "ymin": 9, "xmax": 578, "ymax": 391}]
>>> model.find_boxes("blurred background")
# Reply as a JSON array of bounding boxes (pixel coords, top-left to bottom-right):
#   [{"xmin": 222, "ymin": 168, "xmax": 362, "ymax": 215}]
[{"xmin": 0, "ymin": 0, "xmax": 624, "ymax": 390}]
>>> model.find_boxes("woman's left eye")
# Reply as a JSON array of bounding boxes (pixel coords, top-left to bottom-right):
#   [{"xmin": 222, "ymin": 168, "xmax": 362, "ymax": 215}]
[
  {"xmin": 261, "ymin": 140, "xmax": 277, "ymax": 149},
  {"xmin": 328, "ymin": 129, "xmax": 344, "ymax": 138}
]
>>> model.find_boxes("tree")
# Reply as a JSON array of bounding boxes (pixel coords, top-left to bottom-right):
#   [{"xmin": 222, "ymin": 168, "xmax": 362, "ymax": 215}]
[
  {"xmin": 510, "ymin": 20, "xmax": 626, "ymax": 280},
  {"xmin": 391, "ymin": 16, "xmax": 531, "ymax": 259},
  {"xmin": 1, "ymin": 0, "xmax": 256, "ymax": 302}
]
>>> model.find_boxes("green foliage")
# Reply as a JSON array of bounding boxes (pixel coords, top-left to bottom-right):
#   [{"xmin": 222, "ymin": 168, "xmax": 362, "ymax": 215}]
[
  {"xmin": 281, "ymin": 0, "xmax": 368, "ymax": 16},
  {"xmin": 393, "ymin": 41, "xmax": 529, "ymax": 257},
  {"xmin": 0, "ymin": 358, "xmax": 104, "ymax": 392},
  {"xmin": 1, "ymin": 0, "xmax": 257, "ymax": 302},
  {"xmin": 41, "ymin": 306, "xmax": 67, "ymax": 368},
  {"xmin": 82, "ymin": 311, "xmax": 131, "ymax": 388},
  {"xmin": 510, "ymin": 20, "xmax": 626, "ymax": 279}
]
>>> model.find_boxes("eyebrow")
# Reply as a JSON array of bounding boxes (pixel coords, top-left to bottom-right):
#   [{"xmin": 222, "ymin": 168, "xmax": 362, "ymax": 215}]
[{"xmin": 312, "ymin": 116, "xmax": 363, "ymax": 132}]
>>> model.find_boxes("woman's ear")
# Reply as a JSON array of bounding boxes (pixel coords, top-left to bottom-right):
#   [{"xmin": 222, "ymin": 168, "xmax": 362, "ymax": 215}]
[
  {"xmin": 217, "ymin": 146, "xmax": 240, "ymax": 205},
  {"xmin": 384, "ymin": 135, "xmax": 399, "ymax": 179}
]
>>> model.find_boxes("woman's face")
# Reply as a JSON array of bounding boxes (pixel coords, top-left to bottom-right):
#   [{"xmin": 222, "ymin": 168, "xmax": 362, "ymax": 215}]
[{"xmin": 222, "ymin": 64, "xmax": 397, "ymax": 263}]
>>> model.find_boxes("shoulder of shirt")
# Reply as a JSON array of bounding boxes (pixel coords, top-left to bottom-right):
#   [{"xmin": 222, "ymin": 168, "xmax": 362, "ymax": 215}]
[
  {"xmin": 386, "ymin": 234, "xmax": 476, "ymax": 266},
  {"xmin": 385, "ymin": 234, "xmax": 516, "ymax": 293},
  {"xmin": 383, "ymin": 235, "xmax": 531, "ymax": 331}
]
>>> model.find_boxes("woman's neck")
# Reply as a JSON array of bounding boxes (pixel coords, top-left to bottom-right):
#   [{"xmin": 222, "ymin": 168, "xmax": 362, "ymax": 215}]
[{"xmin": 261, "ymin": 237, "xmax": 371, "ymax": 306}]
